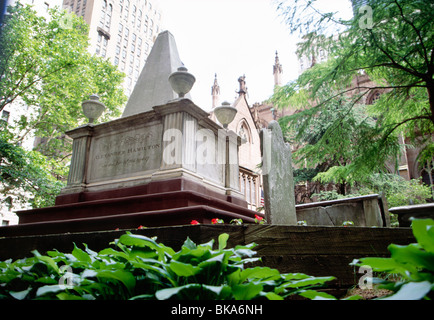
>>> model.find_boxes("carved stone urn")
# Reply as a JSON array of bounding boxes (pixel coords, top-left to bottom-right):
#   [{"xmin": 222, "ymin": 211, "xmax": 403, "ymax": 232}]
[
  {"xmin": 82, "ymin": 94, "xmax": 105, "ymax": 123},
  {"xmin": 168, "ymin": 66, "xmax": 196, "ymax": 98},
  {"xmin": 214, "ymin": 101, "xmax": 237, "ymax": 129}
]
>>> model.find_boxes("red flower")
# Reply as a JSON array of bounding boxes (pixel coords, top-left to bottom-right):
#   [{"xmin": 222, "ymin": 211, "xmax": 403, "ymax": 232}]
[
  {"xmin": 255, "ymin": 214, "xmax": 263, "ymax": 221},
  {"xmin": 191, "ymin": 220, "xmax": 200, "ymax": 225},
  {"xmin": 138, "ymin": 225, "xmax": 146, "ymax": 229},
  {"xmin": 211, "ymin": 218, "xmax": 223, "ymax": 224}
]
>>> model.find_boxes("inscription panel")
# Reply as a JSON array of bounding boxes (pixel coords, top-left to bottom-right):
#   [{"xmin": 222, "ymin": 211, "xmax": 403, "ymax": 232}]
[{"xmin": 88, "ymin": 124, "xmax": 163, "ymax": 182}]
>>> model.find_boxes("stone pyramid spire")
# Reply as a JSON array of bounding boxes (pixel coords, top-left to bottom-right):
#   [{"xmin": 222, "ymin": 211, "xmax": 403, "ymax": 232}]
[{"xmin": 122, "ymin": 30, "xmax": 190, "ymax": 117}]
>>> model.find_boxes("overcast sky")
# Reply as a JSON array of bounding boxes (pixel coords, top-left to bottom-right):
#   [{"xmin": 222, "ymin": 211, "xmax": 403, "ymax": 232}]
[{"xmin": 157, "ymin": 0, "xmax": 353, "ymax": 111}]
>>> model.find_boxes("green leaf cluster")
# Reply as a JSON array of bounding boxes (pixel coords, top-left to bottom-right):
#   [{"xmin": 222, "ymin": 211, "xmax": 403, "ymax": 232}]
[
  {"xmin": 0, "ymin": 233, "xmax": 336, "ymax": 300},
  {"xmin": 352, "ymin": 219, "xmax": 434, "ymax": 300},
  {"xmin": 0, "ymin": 129, "xmax": 66, "ymax": 208},
  {"xmin": 0, "ymin": 2, "xmax": 127, "ymax": 208},
  {"xmin": 272, "ymin": 0, "xmax": 434, "ymax": 187}
]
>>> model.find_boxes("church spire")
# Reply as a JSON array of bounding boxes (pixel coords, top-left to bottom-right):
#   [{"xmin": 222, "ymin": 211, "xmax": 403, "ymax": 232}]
[
  {"xmin": 273, "ymin": 51, "xmax": 283, "ymax": 87},
  {"xmin": 211, "ymin": 73, "xmax": 220, "ymax": 108},
  {"xmin": 237, "ymin": 74, "xmax": 247, "ymax": 96}
]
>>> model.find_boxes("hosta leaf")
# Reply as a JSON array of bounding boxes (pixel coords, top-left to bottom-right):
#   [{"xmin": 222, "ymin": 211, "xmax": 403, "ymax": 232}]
[
  {"xmin": 72, "ymin": 244, "xmax": 92, "ymax": 263},
  {"xmin": 56, "ymin": 292, "xmax": 86, "ymax": 300},
  {"xmin": 156, "ymin": 284, "xmax": 201, "ymax": 300},
  {"xmin": 381, "ymin": 281, "xmax": 433, "ymax": 300},
  {"xmin": 182, "ymin": 237, "xmax": 197, "ymax": 250},
  {"xmin": 96, "ymin": 269, "xmax": 136, "ymax": 295},
  {"xmin": 411, "ymin": 219, "xmax": 434, "ymax": 254},
  {"xmin": 299, "ymin": 290, "xmax": 337, "ymax": 300},
  {"xmin": 279, "ymin": 276, "xmax": 335, "ymax": 289},
  {"xmin": 232, "ymin": 282, "xmax": 263, "ymax": 300},
  {"xmin": 36, "ymin": 285, "xmax": 66, "ymax": 297},
  {"xmin": 218, "ymin": 233, "xmax": 229, "ymax": 250},
  {"xmin": 240, "ymin": 267, "xmax": 281, "ymax": 282},
  {"xmin": 389, "ymin": 244, "xmax": 434, "ymax": 272},
  {"xmin": 354, "ymin": 257, "xmax": 406, "ymax": 273},
  {"xmin": 265, "ymin": 292, "xmax": 284, "ymax": 300},
  {"xmin": 9, "ymin": 288, "xmax": 31, "ymax": 300},
  {"xmin": 169, "ymin": 260, "xmax": 200, "ymax": 277}
]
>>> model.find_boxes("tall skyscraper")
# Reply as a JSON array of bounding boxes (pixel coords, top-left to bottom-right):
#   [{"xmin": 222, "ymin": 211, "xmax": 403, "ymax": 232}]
[{"xmin": 63, "ymin": 0, "xmax": 164, "ymax": 96}]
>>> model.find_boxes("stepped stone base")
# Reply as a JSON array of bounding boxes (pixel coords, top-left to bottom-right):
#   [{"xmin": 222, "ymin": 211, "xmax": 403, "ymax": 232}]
[{"xmin": 0, "ymin": 177, "xmax": 259, "ymax": 238}]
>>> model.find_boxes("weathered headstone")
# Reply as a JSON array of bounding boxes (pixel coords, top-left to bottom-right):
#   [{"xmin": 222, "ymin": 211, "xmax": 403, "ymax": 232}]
[{"xmin": 260, "ymin": 121, "xmax": 297, "ymax": 225}]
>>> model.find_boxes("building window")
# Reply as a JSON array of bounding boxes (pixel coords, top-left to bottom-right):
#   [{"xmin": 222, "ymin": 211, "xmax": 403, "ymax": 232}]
[
  {"xmin": 367, "ymin": 91, "xmax": 381, "ymax": 105},
  {"xmin": 114, "ymin": 57, "xmax": 119, "ymax": 66},
  {"xmin": 1, "ymin": 110, "xmax": 10, "ymax": 123}
]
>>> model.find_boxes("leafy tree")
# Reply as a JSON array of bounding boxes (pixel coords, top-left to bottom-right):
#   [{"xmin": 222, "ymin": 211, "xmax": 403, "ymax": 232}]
[
  {"xmin": 0, "ymin": 2, "xmax": 127, "ymax": 208},
  {"xmin": 272, "ymin": 0, "xmax": 434, "ymax": 186},
  {"xmin": 1, "ymin": 2, "xmax": 126, "ymax": 154},
  {"xmin": 0, "ymin": 128, "xmax": 64, "ymax": 209}
]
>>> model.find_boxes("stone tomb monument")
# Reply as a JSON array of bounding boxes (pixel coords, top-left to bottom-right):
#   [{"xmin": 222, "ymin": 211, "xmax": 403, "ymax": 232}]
[
  {"xmin": 260, "ymin": 121, "xmax": 297, "ymax": 225},
  {"xmin": 7, "ymin": 31, "xmax": 260, "ymax": 237}
]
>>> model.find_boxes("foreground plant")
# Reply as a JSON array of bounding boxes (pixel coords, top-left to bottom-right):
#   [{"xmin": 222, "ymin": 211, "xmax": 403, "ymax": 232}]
[
  {"xmin": 351, "ymin": 219, "xmax": 434, "ymax": 300},
  {"xmin": 0, "ymin": 233, "xmax": 336, "ymax": 300}
]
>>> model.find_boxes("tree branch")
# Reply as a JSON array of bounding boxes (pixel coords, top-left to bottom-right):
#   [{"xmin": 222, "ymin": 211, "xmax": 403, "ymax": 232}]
[
  {"xmin": 368, "ymin": 29, "xmax": 425, "ymax": 79},
  {"xmin": 393, "ymin": 0, "xmax": 430, "ymax": 67}
]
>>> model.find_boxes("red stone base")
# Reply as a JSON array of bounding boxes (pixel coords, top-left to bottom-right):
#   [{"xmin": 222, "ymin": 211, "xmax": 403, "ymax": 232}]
[{"xmin": 1, "ymin": 178, "xmax": 260, "ymax": 237}]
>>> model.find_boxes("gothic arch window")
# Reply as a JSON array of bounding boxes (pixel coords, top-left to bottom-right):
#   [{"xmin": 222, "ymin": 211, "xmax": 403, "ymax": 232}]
[
  {"xmin": 237, "ymin": 119, "xmax": 252, "ymax": 144},
  {"xmin": 367, "ymin": 90, "xmax": 381, "ymax": 105}
]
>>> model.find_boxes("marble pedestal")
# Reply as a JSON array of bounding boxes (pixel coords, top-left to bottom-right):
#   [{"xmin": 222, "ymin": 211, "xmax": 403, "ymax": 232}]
[{"xmin": 6, "ymin": 99, "xmax": 260, "ymax": 237}]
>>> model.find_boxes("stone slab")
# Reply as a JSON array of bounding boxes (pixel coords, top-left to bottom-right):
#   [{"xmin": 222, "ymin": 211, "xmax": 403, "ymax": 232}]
[{"xmin": 260, "ymin": 121, "xmax": 297, "ymax": 225}]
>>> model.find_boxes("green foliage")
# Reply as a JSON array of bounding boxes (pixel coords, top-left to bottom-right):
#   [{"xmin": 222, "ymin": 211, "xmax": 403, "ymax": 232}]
[
  {"xmin": 272, "ymin": 0, "xmax": 434, "ymax": 185},
  {"xmin": 0, "ymin": 129, "xmax": 66, "ymax": 208},
  {"xmin": 352, "ymin": 219, "xmax": 434, "ymax": 300},
  {"xmin": 1, "ymin": 3, "xmax": 127, "ymax": 140},
  {"xmin": 313, "ymin": 173, "xmax": 432, "ymax": 219},
  {"xmin": 0, "ymin": 2, "xmax": 127, "ymax": 207},
  {"xmin": 0, "ymin": 233, "xmax": 337, "ymax": 300},
  {"xmin": 293, "ymin": 167, "xmax": 319, "ymax": 184}
]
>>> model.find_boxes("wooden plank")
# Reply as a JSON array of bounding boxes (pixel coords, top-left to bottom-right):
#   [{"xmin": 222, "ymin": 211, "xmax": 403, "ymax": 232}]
[{"xmin": 243, "ymin": 225, "xmax": 415, "ymax": 255}]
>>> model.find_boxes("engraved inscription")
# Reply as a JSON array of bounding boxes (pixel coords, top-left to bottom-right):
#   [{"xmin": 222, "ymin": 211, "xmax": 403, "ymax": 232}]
[{"xmin": 89, "ymin": 125, "xmax": 162, "ymax": 181}]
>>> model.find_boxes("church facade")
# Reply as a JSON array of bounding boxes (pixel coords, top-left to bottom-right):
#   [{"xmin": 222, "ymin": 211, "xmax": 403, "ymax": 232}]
[{"xmin": 210, "ymin": 50, "xmax": 431, "ymax": 206}]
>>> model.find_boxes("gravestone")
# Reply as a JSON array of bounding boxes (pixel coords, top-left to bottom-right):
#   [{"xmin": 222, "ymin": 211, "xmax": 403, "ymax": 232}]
[{"xmin": 260, "ymin": 121, "xmax": 297, "ymax": 225}]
